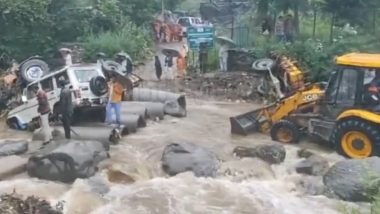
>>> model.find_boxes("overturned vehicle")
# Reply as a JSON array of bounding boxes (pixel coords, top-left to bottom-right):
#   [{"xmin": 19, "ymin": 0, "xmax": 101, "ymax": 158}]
[{"xmin": 6, "ymin": 51, "xmax": 143, "ymax": 131}]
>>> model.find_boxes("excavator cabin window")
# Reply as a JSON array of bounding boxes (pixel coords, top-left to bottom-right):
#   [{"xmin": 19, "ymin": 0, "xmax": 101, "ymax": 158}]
[{"xmin": 325, "ymin": 67, "xmax": 364, "ymax": 112}]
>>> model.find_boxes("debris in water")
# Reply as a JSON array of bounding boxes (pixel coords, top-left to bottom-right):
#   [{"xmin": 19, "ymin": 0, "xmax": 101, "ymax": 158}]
[{"xmin": 0, "ymin": 193, "xmax": 63, "ymax": 214}]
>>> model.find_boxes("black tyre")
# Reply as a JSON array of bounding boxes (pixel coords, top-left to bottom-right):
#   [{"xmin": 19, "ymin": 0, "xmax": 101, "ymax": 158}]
[
  {"xmin": 331, "ymin": 118, "xmax": 380, "ymax": 159},
  {"xmin": 20, "ymin": 59, "xmax": 49, "ymax": 83},
  {"xmin": 270, "ymin": 120, "xmax": 300, "ymax": 144},
  {"xmin": 252, "ymin": 58, "xmax": 276, "ymax": 72},
  {"xmin": 90, "ymin": 76, "xmax": 108, "ymax": 96},
  {"xmin": 101, "ymin": 60, "xmax": 123, "ymax": 73}
]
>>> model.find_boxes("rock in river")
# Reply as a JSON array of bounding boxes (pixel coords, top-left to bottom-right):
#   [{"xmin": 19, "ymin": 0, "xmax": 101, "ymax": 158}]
[
  {"xmin": 323, "ymin": 157, "xmax": 380, "ymax": 202},
  {"xmin": 27, "ymin": 140, "xmax": 109, "ymax": 183},
  {"xmin": 233, "ymin": 144, "xmax": 286, "ymax": 164},
  {"xmin": 0, "ymin": 140, "xmax": 28, "ymax": 156},
  {"xmin": 161, "ymin": 142, "xmax": 219, "ymax": 177},
  {"xmin": 295, "ymin": 155, "xmax": 329, "ymax": 176}
]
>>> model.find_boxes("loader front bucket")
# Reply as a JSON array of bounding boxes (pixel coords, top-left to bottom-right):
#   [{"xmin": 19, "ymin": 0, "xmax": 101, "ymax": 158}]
[{"xmin": 230, "ymin": 109, "xmax": 262, "ymax": 135}]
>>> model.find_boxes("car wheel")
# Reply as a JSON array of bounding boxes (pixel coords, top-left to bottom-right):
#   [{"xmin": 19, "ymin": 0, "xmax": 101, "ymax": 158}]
[
  {"xmin": 90, "ymin": 76, "xmax": 108, "ymax": 96},
  {"xmin": 102, "ymin": 60, "xmax": 123, "ymax": 73},
  {"xmin": 20, "ymin": 59, "xmax": 49, "ymax": 83},
  {"xmin": 331, "ymin": 118, "xmax": 380, "ymax": 159}
]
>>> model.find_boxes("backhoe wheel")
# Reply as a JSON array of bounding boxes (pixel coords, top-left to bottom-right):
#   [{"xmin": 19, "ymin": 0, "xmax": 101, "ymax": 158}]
[
  {"xmin": 270, "ymin": 120, "xmax": 300, "ymax": 144},
  {"xmin": 332, "ymin": 119, "xmax": 380, "ymax": 159}
]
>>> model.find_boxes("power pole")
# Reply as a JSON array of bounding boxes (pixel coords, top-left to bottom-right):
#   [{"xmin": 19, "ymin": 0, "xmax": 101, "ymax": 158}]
[{"xmin": 162, "ymin": 0, "xmax": 164, "ymax": 16}]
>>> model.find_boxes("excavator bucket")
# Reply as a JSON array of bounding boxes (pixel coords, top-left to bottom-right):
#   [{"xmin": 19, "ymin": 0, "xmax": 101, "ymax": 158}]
[
  {"xmin": 230, "ymin": 111, "xmax": 260, "ymax": 135},
  {"xmin": 230, "ymin": 105, "xmax": 274, "ymax": 135}
]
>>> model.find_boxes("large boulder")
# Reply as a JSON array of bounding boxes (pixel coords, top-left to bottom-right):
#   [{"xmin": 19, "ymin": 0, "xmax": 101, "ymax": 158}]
[
  {"xmin": 26, "ymin": 140, "xmax": 109, "ymax": 183},
  {"xmin": 323, "ymin": 157, "xmax": 380, "ymax": 202},
  {"xmin": 161, "ymin": 142, "xmax": 219, "ymax": 177},
  {"xmin": 233, "ymin": 144, "xmax": 286, "ymax": 164},
  {"xmin": 295, "ymin": 155, "xmax": 329, "ymax": 176},
  {"xmin": 0, "ymin": 140, "xmax": 28, "ymax": 156}
]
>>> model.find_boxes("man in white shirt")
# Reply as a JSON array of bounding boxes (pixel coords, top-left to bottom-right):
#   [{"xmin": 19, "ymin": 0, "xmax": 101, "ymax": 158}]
[
  {"xmin": 59, "ymin": 48, "xmax": 73, "ymax": 66},
  {"xmin": 219, "ymin": 44, "xmax": 228, "ymax": 72}
]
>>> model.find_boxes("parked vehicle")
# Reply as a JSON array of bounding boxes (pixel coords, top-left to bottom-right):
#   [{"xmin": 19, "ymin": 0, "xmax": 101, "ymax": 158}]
[
  {"xmin": 7, "ymin": 63, "xmax": 108, "ymax": 130},
  {"xmin": 177, "ymin": 17, "xmax": 204, "ymax": 37}
]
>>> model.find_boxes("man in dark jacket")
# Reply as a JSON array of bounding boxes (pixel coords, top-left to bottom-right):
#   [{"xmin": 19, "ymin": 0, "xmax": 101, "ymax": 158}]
[
  {"xmin": 59, "ymin": 79, "xmax": 73, "ymax": 139},
  {"xmin": 33, "ymin": 86, "xmax": 52, "ymax": 144}
]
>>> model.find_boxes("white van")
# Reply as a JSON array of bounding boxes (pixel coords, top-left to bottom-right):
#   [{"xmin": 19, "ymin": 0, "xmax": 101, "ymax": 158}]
[{"xmin": 7, "ymin": 64, "xmax": 108, "ymax": 130}]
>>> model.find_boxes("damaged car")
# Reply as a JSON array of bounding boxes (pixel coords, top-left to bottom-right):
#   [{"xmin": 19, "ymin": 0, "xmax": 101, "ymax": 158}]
[{"xmin": 6, "ymin": 63, "xmax": 108, "ymax": 130}]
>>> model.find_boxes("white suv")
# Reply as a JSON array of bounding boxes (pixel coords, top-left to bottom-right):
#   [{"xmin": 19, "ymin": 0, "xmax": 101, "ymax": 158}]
[{"xmin": 7, "ymin": 63, "xmax": 108, "ymax": 130}]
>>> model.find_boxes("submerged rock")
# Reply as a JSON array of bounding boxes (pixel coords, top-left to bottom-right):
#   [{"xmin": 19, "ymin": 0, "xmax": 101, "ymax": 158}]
[
  {"xmin": 297, "ymin": 149, "xmax": 315, "ymax": 159},
  {"xmin": 296, "ymin": 155, "xmax": 329, "ymax": 176},
  {"xmin": 27, "ymin": 140, "xmax": 109, "ymax": 183},
  {"xmin": 107, "ymin": 169, "xmax": 136, "ymax": 184},
  {"xmin": 233, "ymin": 144, "xmax": 286, "ymax": 164},
  {"xmin": 324, "ymin": 157, "xmax": 380, "ymax": 202},
  {"xmin": 161, "ymin": 142, "xmax": 219, "ymax": 177},
  {"xmin": 0, "ymin": 140, "xmax": 28, "ymax": 156},
  {"xmin": 295, "ymin": 176, "xmax": 326, "ymax": 196},
  {"xmin": 218, "ymin": 158, "xmax": 275, "ymax": 182}
]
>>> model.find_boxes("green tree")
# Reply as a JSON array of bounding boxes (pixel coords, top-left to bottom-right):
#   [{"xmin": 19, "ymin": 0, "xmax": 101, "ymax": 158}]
[{"xmin": 0, "ymin": 0, "xmax": 55, "ymax": 59}]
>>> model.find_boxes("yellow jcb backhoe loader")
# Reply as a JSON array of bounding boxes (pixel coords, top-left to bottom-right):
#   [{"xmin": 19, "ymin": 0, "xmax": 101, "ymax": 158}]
[{"xmin": 230, "ymin": 53, "xmax": 380, "ymax": 159}]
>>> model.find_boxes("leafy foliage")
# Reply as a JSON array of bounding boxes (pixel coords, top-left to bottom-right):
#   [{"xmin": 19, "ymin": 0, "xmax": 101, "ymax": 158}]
[
  {"xmin": 0, "ymin": 0, "xmax": 186, "ymax": 66},
  {"xmin": 82, "ymin": 23, "xmax": 153, "ymax": 61}
]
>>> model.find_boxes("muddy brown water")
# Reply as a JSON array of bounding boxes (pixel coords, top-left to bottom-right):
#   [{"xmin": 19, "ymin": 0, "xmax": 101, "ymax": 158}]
[
  {"xmin": 0, "ymin": 43, "xmax": 371, "ymax": 213},
  {"xmin": 0, "ymin": 100, "xmax": 369, "ymax": 214}
]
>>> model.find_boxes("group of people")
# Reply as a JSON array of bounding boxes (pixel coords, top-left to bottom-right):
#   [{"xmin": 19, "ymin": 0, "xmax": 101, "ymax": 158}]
[
  {"xmin": 262, "ymin": 14, "xmax": 295, "ymax": 43},
  {"xmin": 35, "ymin": 47, "xmax": 125, "ymax": 145},
  {"xmin": 36, "ymin": 74, "xmax": 124, "ymax": 145}
]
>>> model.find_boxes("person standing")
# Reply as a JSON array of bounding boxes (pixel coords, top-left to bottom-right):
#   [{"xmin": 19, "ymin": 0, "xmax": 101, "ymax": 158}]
[
  {"xmin": 155, "ymin": 56, "xmax": 163, "ymax": 80},
  {"xmin": 275, "ymin": 16, "xmax": 285, "ymax": 42},
  {"xmin": 165, "ymin": 55, "xmax": 174, "ymax": 80},
  {"xmin": 59, "ymin": 79, "xmax": 73, "ymax": 139},
  {"xmin": 284, "ymin": 14, "xmax": 294, "ymax": 43},
  {"xmin": 34, "ymin": 86, "xmax": 52, "ymax": 145},
  {"xmin": 106, "ymin": 75, "xmax": 124, "ymax": 127},
  {"xmin": 59, "ymin": 48, "xmax": 73, "ymax": 66},
  {"xmin": 219, "ymin": 43, "xmax": 228, "ymax": 72}
]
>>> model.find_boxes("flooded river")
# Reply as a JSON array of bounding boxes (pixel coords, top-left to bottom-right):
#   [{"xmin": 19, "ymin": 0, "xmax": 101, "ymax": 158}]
[
  {"xmin": 0, "ymin": 43, "xmax": 370, "ymax": 214},
  {"xmin": 0, "ymin": 100, "xmax": 370, "ymax": 214}
]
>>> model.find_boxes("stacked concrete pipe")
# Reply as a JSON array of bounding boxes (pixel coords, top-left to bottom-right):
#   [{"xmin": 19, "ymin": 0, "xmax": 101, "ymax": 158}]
[
  {"xmin": 105, "ymin": 113, "xmax": 147, "ymax": 133},
  {"xmin": 132, "ymin": 88, "xmax": 187, "ymax": 117},
  {"xmin": 32, "ymin": 126, "xmax": 123, "ymax": 150},
  {"xmin": 121, "ymin": 101, "xmax": 165, "ymax": 120}
]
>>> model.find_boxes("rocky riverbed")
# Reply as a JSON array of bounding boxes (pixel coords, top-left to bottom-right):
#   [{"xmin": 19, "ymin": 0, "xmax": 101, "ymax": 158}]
[{"xmin": 0, "ymin": 100, "xmax": 371, "ymax": 214}]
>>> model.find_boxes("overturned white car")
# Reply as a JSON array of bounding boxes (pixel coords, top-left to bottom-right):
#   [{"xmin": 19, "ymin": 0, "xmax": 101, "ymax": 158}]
[{"xmin": 7, "ymin": 63, "xmax": 108, "ymax": 130}]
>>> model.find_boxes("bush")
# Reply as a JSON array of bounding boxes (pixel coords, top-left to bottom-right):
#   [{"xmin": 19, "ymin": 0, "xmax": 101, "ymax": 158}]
[{"xmin": 82, "ymin": 22, "xmax": 153, "ymax": 62}]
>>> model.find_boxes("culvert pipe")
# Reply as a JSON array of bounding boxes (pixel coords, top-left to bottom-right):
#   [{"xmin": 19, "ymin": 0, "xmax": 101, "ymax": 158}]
[
  {"xmin": 33, "ymin": 126, "xmax": 123, "ymax": 150},
  {"xmin": 120, "ymin": 106, "xmax": 148, "ymax": 120},
  {"xmin": 121, "ymin": 101, "xmax": 165, "ymax": 120},
  {"xmin": 132, "ymin": 88, "xmax": 187, "ymax": 117},
  {"xmin": 77, "ymin": 113, "xmax": 146, "ymax": 135}
]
